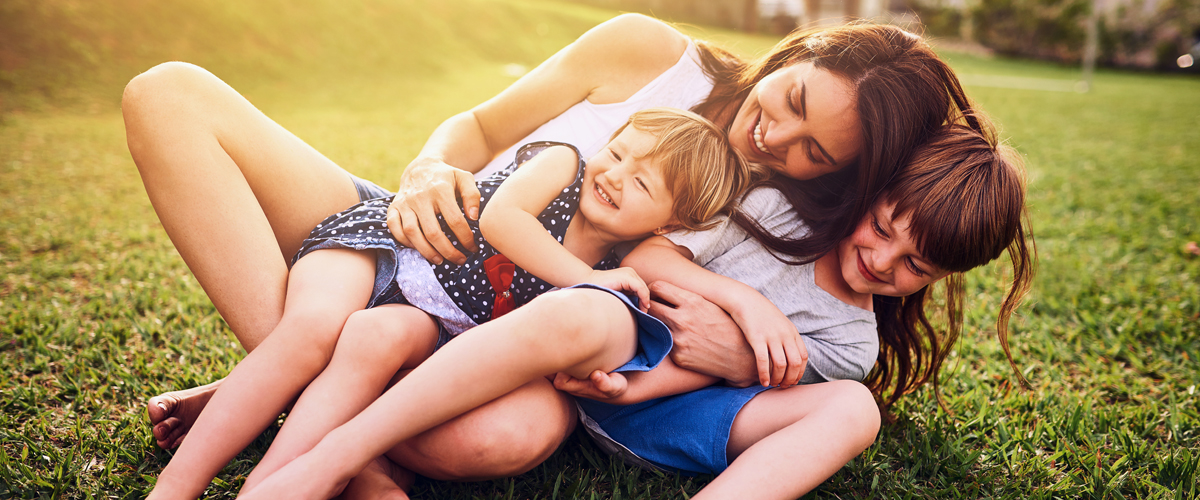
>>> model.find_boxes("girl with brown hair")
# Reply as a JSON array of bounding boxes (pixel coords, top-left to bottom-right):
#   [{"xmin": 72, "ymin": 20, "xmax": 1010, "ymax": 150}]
[{"xmin": 124, "ymin": 14, "xmax": 994, "ymax": 498}]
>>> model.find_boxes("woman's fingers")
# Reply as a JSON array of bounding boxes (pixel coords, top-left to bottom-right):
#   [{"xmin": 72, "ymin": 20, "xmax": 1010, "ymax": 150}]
[
  {"xmin": 415, "ymin": 201, "xmax": 469, "ymax": 265},
  {"xmin": 390, "ymin": 161, "xmax": 479, "ymax": 265},
  {"xmin": 393, "ymin": 204, "xmax": 443, "ymax": 264},
  {"xmin": 647, "ymin": 280, "xmax": 700, "ymax": 307},
  {"xmin": 455, "ymin": 169, "xmax": 482, "ymax": 221}
]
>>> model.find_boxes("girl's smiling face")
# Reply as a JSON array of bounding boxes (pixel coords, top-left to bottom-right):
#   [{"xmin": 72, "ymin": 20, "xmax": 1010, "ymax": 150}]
[
  {"xmin": 579, "ymin": 126, "xmax": 678, "ymax": 240},
  {"xmin": 727, "ymin": 62, "xmax": 863, "ymax": 181},
  {"xmin": 837, "ymin": 201, "xmax": 950, "ymax": 297}
]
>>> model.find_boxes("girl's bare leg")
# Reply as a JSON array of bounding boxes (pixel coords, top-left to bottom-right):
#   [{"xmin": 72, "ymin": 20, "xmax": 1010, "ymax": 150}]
[
  {"xmin": 148, "ymin": 249, "xmax": 376, "ymax": 500},
  {"xmin": 692, "ymin": 380, "xmax": 881, "ymax": 500},
  {"xmin": 239, "ymin": 288, "xmax": 639, "ymax": 500},
  {"xmin": 123, "ymin": 62, "xmax": 362, "ymax": 445},
  {"xmin": 242, "ymin": 305, "xmax": 440, "ymax": 493}
]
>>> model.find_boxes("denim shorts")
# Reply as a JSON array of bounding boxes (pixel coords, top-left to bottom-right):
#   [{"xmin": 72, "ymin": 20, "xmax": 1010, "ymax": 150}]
[{"xmin": 349, "ymin": 174, "xmax": 394, "ymax": 202}]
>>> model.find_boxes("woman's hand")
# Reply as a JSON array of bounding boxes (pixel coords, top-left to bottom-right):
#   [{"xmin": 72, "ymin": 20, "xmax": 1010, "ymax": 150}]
[
  {"xmin": 585, "ymin": 268, "xmax": 650, "ymax": 312},
  {"xmin": 731, "ymin": 303, "xmax": 808, "ymax": 387},
  {"xmin": 553, "ymin": 370, "xmax": 629, "ymax": 402},
  {"xmin": 647, "ymin": 281, "xmax": 761, "ymax": 387},
  {"xmin": 387, "ymin": 157, "xmax": 482, "ymax": 265}
]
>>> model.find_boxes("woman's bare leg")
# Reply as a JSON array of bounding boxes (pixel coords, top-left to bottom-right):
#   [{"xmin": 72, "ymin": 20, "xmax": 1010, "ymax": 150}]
[
  {"xmin": 122, "ymin": 61, "xmax": 362, "ymax": 444},
  {"xmin": 123, "ymin": 61, "xmax": 361, "ymax": 349},
  {"xmin": 242, "ymin": 305, "xmax": 440, "ymax": 492},
  {"xmin": 239, "ymin": 289, "xmax": 639, "ymax": 500},
  {"xmin": 693, "ymin": 380, "xmax": 881, "ymax": 500},
  {"xmin": 335, "ymin": 379, "xmax": 578, "ymax": 500},
  {"xmin": 338, "ymin": 455, "xmax": 415, "ymax": 500},
  {"xmin": 148, "ymin": 249, "xmax": 376, "ymax": 500}
]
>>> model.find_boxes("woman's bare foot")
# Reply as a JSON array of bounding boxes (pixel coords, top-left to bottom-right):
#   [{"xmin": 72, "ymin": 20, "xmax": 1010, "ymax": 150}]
[
  {"xmin": 337, "ymin": 455, "xmax": 415, "ymax": 500},
  {"xmin": 147, "ymin": 378, "xmax": 223, "ymax": 449}
]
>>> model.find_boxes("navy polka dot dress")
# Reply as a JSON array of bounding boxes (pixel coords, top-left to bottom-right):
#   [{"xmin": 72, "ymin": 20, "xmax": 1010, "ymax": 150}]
[{"xmin": 292, "ymin": 142, "xmax": 620, "ymax": 333}]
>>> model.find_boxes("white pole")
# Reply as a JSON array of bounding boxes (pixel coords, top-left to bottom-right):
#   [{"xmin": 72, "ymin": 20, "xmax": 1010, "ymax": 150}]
[{"xmin": 1080, "ymin": 0, "xmax": 1100, "ymax": 92}]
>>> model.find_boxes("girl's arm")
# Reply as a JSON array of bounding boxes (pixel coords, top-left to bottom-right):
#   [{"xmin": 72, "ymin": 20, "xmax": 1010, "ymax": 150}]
[
  {"xmin": 623, "ymin": 237, "xmax": 808, "ymax": 387},
  {"xmin": 387, "ymin": 14, "xmax": 689, "ymax": 265},
  {"xmin": 479, "ymin": 146, "xmax": 648, "ymax": 304}
]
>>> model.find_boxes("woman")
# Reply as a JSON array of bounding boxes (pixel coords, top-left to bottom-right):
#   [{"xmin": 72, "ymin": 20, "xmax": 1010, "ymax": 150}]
[{"xmin": 124, "ymin": 14, "xmax": 976, "ymax": 497}]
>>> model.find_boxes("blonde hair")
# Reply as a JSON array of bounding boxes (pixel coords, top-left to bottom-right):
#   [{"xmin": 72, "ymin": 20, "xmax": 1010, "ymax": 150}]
[{"xmin": 609, "ymin": 108, "xmax": 759, "ymax": 231}]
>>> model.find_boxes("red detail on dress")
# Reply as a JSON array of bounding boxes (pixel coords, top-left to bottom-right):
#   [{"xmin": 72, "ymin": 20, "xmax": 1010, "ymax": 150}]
[{"xmin": 484, "ymin": 254, "xmax": 516, "ymax": 320}]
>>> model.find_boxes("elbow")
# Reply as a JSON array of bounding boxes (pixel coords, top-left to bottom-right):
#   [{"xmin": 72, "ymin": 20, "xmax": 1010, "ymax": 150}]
[
  {"xmin": 621, "ymin": 244, "xmax": 654, "ymax": 271},
  {"xmin": 621, "ymin": 236, "xmax": 691, "ymax": 271},
  {"xmin": 477, "ymin": 206, "xmax": 510, "ymax": 245}
]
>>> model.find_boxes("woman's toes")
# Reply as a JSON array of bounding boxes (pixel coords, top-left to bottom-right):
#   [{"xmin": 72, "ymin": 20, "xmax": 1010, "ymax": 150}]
[{"xmin": 147, "ymin": 394, "xmax": 178, "ymax": 426}]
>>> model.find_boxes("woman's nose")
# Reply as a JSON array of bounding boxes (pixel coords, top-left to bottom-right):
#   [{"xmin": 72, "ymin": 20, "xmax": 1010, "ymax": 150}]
[{"xmin": 764, "ymin": 116, "xmax": 803, "ymax": 149}]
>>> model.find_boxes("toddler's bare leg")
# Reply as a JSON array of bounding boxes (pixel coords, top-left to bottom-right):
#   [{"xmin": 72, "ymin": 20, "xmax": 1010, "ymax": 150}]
[
  {"xmin": 243, "ymin": 305, "xmax": 439, "ymax": 492},
  {"xmin": 240, "ymin": 288, "xmax": 638, "ymax": 499},
  {"xmin": 147, "ymin": 249, "xmax": 376, "ymax": 500},
  {"xmin": 123, "ymin": 62, "xmax": 362, "ymax": 447},
  {"xmin": 693, "ymin": 380, "xmax": 881, "ymax": 500}
]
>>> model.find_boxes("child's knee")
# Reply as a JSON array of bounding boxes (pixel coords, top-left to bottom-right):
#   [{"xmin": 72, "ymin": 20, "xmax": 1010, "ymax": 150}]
[
  {"xmin": 275, "ymin": 306, "xmax": 355, "ymax": 352},
  {"xmin": 522, "ymin": 289, "xmax": 630, "ymax": 346},
  {"xmin": 337, "ymin": 308, "xmax": 435, "ymax": 360},
  {"xmin": 829, "ymin": 380, "xmax": 881, "ymax": 445}
]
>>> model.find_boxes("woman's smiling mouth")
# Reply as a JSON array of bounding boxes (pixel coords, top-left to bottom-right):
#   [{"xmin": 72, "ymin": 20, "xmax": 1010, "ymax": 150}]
[{"xmin": 752, "ymin": 117, "xmax": 771, "ymax": 156}]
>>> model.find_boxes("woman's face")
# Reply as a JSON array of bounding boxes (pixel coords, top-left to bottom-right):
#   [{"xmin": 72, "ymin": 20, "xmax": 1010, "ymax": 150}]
[{"xmin": 728, "ymin": 62, "xmax": 863, "ymax": 180}]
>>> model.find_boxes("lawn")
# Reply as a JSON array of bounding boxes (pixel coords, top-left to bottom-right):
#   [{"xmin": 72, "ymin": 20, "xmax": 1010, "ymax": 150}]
[{"xmin": 1, "ymin": 0, "xmax": 1198, "ymax": 498}]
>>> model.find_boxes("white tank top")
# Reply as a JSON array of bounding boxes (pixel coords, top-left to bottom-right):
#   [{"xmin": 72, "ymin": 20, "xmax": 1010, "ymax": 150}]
[{"xmin": 477, "ymin": 41, "xmax": 715, "ymax": 179}]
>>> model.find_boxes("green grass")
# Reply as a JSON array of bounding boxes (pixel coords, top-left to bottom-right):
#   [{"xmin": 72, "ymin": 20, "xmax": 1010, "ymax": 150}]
[{"xmin": 1, "ymin": 0, "xmax": 1198, "ymax": 498}]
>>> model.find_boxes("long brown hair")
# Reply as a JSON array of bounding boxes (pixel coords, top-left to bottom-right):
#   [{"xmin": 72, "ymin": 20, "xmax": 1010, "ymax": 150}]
[
  {"xmin": 690, "ymin": 23, "xmax": 979, "ymax": 266},
  {"xmin": 865, "ymin": 120, "xmax": 1037, "ymax": 416}
]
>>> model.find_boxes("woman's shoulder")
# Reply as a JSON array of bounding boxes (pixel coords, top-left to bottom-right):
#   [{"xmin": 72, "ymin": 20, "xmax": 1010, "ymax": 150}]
[
  {"xmin": 568, "ymin": 14, "xmax": 691, "ymax": 101},
  {"xmin": 581, "ymin": 14, "xmax": 689, "ymax": 60}
]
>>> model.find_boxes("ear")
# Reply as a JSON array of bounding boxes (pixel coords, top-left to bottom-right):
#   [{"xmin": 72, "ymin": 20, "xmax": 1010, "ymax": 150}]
[{"xmin": 652, "ymin": 224, "xmax": 682, "ymax": 236}]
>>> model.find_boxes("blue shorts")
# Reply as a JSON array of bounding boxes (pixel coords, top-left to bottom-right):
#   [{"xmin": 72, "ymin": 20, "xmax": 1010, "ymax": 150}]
[
  {"xmin": 577, "ymin": 383, "xmax": 772, "ymax": 475},
  {"xmin": 349, "ymin": 174, "xmax": 393, "ymax": 202}
]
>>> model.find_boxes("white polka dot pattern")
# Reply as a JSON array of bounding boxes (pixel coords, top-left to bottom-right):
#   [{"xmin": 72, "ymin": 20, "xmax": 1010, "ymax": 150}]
[{"xmin": 292, "ymin": 142, "xmax": 620, "ymax": 335}]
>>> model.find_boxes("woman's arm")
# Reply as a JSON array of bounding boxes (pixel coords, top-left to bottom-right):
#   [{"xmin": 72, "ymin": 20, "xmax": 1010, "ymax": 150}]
[
  {"xmin": 388, "ymin": 14, "xmax": 689, "ymax": 265},
  {"xmin": 623, "ymin": 237, "xmax": 808, "ymax": 387}
]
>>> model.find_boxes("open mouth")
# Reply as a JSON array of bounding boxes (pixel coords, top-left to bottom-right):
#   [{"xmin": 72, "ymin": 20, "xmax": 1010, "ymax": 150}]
[
  {"xmin": 857, "ymin": 251, "xmax": 884, "ymax": 283},
  {"xmin": 594, "ymin": 182, "xmax": 618, "ymax": 209},
  {"xmin": 752, "ymin": 114, "xmax": 771, "ymax": 156}
]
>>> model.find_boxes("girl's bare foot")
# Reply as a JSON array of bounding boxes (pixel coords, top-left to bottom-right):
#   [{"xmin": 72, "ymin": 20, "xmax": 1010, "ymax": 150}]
[
  {"xmin": 147, "ymin": 378, "xmax": 223, "ymax": 449},
  {"xmin": 337, "ymin": 455, "xmax": 414, "ymax": 500}
]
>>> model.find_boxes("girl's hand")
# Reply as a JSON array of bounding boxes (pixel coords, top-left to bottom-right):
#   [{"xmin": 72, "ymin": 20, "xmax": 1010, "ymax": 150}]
[
  {"xmin": 585, "ymin": 268, "xmax": 650, "ymax": 312},
  {"xmin": 387, "ymin": 157, "xmax": 482, "ymax": 266},
  {"xmin": 732, "ymin": 304, "xmax": 808, "ymax": 387},
  {"xmin": 552, "ymin": 370, "xmax": 629, "ymax": 402}
]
